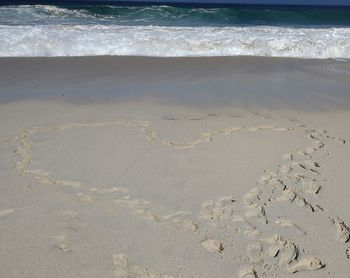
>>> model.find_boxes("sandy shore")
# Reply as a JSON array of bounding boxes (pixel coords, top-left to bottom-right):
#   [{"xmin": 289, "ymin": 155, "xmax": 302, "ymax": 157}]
[
  {"xmin": 0, "ymin": 57, "xmax": 350, "ymax": 278},
  {"xmin": 1, "ymin": 56, "xmax": 350, "ymax": 107}
]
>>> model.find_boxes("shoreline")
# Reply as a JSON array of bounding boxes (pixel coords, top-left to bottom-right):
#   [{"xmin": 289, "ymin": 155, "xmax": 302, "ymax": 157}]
[{"xmin": 1, "ymin": 56, "xmax": 350, "ymax": 109}]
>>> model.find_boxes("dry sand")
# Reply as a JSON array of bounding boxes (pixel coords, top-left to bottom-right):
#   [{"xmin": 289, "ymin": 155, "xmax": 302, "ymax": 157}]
[{"xmin": 0, "ymin": 57, "xmax": 350, "ymax": 278}]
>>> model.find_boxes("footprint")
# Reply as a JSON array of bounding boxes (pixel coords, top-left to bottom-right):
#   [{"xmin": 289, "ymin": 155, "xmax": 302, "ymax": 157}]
[
  {"xmin": 200, "ymin": 239, "xmax": 224, "ymax": 253},
  {"xmin": 112, "ymin": 254, "xmax": 129, "ymax": 277},
  {"xmin": 313, "ymin": 140, "xmax": 325, "ymax": 150},
  {"xmin": 275, "ymin": 188, "xmax": 296, "ymax": 203},
  {"xmin": 247, "ymin": 243, "xmax": 263, "ymax": 263},
  {"xmin": 259, "ymin": 234, "xmax": 321, "ymax": 274},
  {"xmin": 260, "ymin": 173, "xmax": 275, "ymax": 184},
  {"xmin": 298, "ymin": 163, "xmax": 320, "ymax": 175},
  {"xmin": 170, "ymin": 217, "xmax": 198, "ymax": 232},
  {"xmin": 295, "ymin": 196, "xmax": 314, "ymax": 212},
  {"xmin": 298, "ymin": 147, "xmax": 314, "ymax": 156},
  {"xmin": 275, "ymin": 218, "xmax": 306, "ymax": 235},
  {"xmin": 76, "ymin": 193, "xmax": 94, "ymax": 203},
  {"xmin": 144, "ymin": 126, "xmax": 158, "ymax": 143},
  {"xmin": 244, "ymin": 228, "xmax": 262, "ymax": 240},
  {"xmin": 336, "ymin": 138, "xmax": 346, "ymax": 145},
  {"xmin": 115, "ymin": 198, "xmax": 160, "ymax": 222},
  {"xmin": 239, "ymin": 267, "xmax": 257, "ymax": 278},
  {"xmin": 278, "ymin": 241, "xmax": 299, "ymax": 267},
  {"xmin": 286, "ymin": 257, "xmax": 324, "ymax": 273},
  {"xmin": 26, "ymin": 169, "xmax": 53, "ymax": 185},
  {"xmin": 282, "ymin": 153, "xmax": 293, "ymax": 160},
  {"xmin": 199, "ymin": 196, "xmax": 236, "ymax": 222},
  {"xmin": 267, "ymin": 244, "xmax": 281, "ymax": 257},
  {"xmin": 260, "ymin": 234, "xmax": 284, "ymax": 256},
  {"xmin": 333, "ymin": 217, "xmax": 350, "ymax": 243},
  {"xmin": 56, "ymin": 180, "xmax": 83, "ymax": 188},
  {"xmin": 279, "ymin": 164, "xmax": 293, "ymax": 174},
  {"xmin": 116, "ymin": 195, "xmax": 198, "ymax": 232},
  {"xmin": 299, "ymin": 178, "xmax": 320, "ymax": 195},
  {"xmin": 35, "ymin": 175, "xmax": 53, "ymax": 185},
  {"xmin": 112, "ymin": 254, "xmax": 176, "ymax": 278},
  {"xmin": 199, "ymin": 133, "xmax": 213, "ymax": 143},
  {"xmin": 90, "ymin": 186, "xmax": 128, "ymax": 194},
  {"xmin": 243, "ymin": 187, "xmax": 261, "ymax": 205},
  {"xmin": 161, "ymin": 140, "xmax": 194, "ymax": 150},
  {"xmin": 219, "ymin": 127, "xmax": 240, "ymax": 135},
  {"xmin": 163, "ymin": 210, "xmax": 192, "ymax": 220},
  {"xmin": 232, "ymin": 215, "xmax": 256, "ymax": 230},
  {"xmin": 0, "ymin": 208, "xmax": 15, "ymax": 218},
  {"xmin": 244, "ymin": 204, "xmax": 267, "ymax": 224},
  {"xmin": 268, "ymin": 179, "xmax": 286, "ymax": 192},
  {"xmin": 54, "ymin": 235, "xmax": 71, "ymax": 253}
]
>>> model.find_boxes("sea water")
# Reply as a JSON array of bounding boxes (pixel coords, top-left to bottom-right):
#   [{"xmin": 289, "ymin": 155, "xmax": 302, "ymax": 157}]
[{"xmin": 0, "ymin": 4, "xmax": 350, "ymax": 58}]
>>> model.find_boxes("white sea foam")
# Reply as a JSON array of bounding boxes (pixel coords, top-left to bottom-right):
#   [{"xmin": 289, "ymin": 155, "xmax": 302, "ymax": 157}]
[{"xmin": 0, "ymin": 24, "xmax": 350, "ymax": 58}]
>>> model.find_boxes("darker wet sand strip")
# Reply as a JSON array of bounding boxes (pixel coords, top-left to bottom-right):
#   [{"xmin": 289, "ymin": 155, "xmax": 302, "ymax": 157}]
[{"xmin": 0, "ymin": 56, "xmax": 350, "ymax": 109}]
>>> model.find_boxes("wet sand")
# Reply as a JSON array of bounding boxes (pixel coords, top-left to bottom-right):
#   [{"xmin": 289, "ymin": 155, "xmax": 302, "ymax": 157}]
[
  {"xmin": 0, "ymin": 57, "xmax": 350, "ymax": 278},
  {"xmin": 1, "ymin": 56, "xmax": 350, "ymax": 108}
]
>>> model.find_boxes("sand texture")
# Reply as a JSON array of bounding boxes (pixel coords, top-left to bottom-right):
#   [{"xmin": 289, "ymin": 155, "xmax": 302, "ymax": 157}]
[{"xmin": 0, "ymin": 57, "xmax": 350, "ymax": 277}]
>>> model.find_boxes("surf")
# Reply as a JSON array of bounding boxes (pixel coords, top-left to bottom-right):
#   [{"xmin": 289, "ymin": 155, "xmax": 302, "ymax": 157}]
[{"xmin": 1, "ymin": 5, "xmax": 350, "ymax": 58}]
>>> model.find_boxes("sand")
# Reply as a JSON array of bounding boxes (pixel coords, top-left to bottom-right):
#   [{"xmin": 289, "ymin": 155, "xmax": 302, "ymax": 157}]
[{"xmin": 0, "ymin": 57, "xmax": 350, "ymax": 278}]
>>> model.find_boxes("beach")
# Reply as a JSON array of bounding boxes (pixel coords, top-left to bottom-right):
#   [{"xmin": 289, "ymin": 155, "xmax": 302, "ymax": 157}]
[{"xmin": 0, "ymin": 56, "xmax": 350, "ymax": 277}]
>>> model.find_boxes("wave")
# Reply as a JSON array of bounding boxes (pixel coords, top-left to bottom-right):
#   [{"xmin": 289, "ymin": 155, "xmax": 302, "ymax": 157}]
[
  {"xmin": 0, "ymin": 24, "xmax": 350, "ymax": 58},
  {"xmin": 2, "ymin": 5, "xmax": 350, "ymax": 27}
]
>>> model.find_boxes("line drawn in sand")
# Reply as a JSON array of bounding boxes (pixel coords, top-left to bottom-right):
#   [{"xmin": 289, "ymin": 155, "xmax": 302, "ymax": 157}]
[{"xmin": 4, "ymin": 113, "xmax": 349, "ymax": 277}]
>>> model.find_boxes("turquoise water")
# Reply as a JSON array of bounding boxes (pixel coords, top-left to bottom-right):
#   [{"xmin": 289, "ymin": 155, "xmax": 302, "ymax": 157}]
[
  {"xmin": 2, "ymin": 5, "xmax": 350, "ymax": 26},
  {"xmin": 1, "ymin": 5, "xmax": 350, "ymax": 57}
]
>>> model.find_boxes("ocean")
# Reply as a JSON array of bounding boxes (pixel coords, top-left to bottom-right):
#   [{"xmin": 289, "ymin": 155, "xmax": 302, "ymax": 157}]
[{"xmin": 1, "ymin": 4, "xmax": 350, "ymax": 58}]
